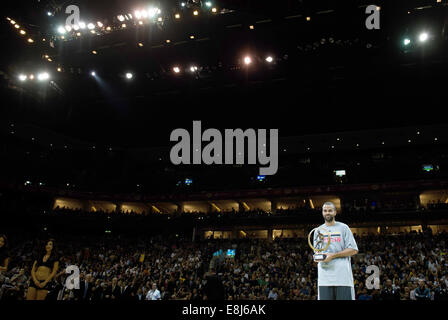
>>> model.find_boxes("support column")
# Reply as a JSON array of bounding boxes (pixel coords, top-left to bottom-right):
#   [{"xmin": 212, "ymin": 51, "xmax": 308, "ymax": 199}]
[{"xmin": 270, "ymin": 199, "xmax": 277, "ymax": 214}]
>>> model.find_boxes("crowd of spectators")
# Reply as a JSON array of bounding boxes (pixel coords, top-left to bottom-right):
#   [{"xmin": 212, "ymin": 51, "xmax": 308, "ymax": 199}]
[{"xmin": 1, "ymin": 229, "xmax": 447, "ymax": 301}]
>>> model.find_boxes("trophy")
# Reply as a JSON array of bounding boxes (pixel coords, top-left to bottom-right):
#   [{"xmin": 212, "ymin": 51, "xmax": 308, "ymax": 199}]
[{"xmin": 307, "ymin": 227, "xmax": 331, "ymax": 262}]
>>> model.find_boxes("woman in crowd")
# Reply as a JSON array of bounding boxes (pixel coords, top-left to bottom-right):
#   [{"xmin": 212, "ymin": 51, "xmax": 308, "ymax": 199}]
[
  {"xmin": 26, "ymin": 239, "xmax": 59, "ymax": 300},
  {"xmin": 0, "ymin": 235, "xmax": 10, "ymax": 273}
]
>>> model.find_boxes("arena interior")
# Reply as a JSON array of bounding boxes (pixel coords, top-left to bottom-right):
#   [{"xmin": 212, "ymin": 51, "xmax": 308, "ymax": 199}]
[{"xmin": 1, "ymin": 0, "xmax": 448, "ymax": 304}]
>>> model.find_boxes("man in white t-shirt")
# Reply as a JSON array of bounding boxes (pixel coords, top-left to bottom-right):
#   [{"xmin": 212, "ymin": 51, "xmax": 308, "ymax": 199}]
[
  {"xmin": 146, "ymin": 283, "xmax": 161, "ymax": 300},
  {"xmin": 313, "ymin": 202, "xmax": 359, "ymax": 300}
]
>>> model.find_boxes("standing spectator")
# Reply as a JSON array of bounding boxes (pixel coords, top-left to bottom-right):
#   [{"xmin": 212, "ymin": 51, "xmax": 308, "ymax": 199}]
[{"xmin": 146, "ymin": 283, "xmax": 161, "ymax": 300}]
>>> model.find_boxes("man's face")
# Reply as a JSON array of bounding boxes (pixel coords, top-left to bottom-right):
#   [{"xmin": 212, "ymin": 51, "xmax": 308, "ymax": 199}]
[{"xmin": 322, "ymin": 205, "xmax": 336, "ymax": 222}]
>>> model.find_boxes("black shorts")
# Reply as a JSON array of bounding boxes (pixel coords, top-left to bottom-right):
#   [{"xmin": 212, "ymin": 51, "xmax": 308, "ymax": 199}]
[
  {"xmin": 318, "ymin": 286, "xmax": 355, "ymax": 300},
  {"xmin": 29, "ymin": 282, "xmax": 51, "ymax": 291}
]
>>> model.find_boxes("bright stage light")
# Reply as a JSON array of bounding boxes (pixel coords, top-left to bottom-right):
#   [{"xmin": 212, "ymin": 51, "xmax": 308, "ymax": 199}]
[
  {"xmin": 65, "ymin": 25, "xmax": 72, "ymax": 32},
  {"xmin": 193, "ymin": 10, "xmax": 199, "ymax": 16},
  {"xmin": 205, "ymin": 1, "xmax": 212, "ymax": 7},
  {"xmin": 19, "ymin": 30, "xmax": 26, "ymax": 35},
  {"xmin": 57, "ymin": 67, "xmax": 62, "ymax": 72},
  {"xmin": 27, "ymin": 38, "xmax": 34, "ymax": 43},
  {"xmin": 148, "ymin": 8, "xmax": 157, "ymax": 17},
  {"xmin": 58, "ymin": 26, "xmax": 66, "ymax": 34},
  {"xmin": 76, "ymin": 32, "xmax": 81, "ymax": 36},
  {"xmin": 158, "ymin": 17, "xmax": 163, "ymax": 22},
  {"xmin": 18, "ymin": 74, "xmax": 27, "ymax": 81},
  {"xmin": 79, "ymin": 22, "xmax": 86, "ymax": 29},
  {"xmin": 87, "ymin": 23, "xmax": 95, "ymax": 30},
  {"xmin": 173, "ymin": 67, "xmax": 180, "ymax": 73},
  {"xmin": 73, "ymin": 25, "xmax": 79, "ymax": 30},
  {"xmin": 181, "ymin": 2, "xmax": 186, "ymax": 7},
  {"xmin": 118, "ymin": 15, "xmax": 125, "ymax": 22},
  {"xmin": 29, "ymin": 74, "xmax": 34, "ymax": 80},
  {"xmin": 419, "ymin": 32, "xmax": 428, "ymax": 42},
  {"xmin": 47, "ymin": 12, "xmax": 52, "ymax": 16},
  {"xmin": 15, "ymin": 24, "xmax": 20, "ymax": 29},
  {"xmin": 212, "ymin": 8, "xmax": 217, "ymax": 13},
  {"xmin": 126, "ymin": 72, "xmax": 133, "ymax": 79},
  {"xmin": 106, "ymin": 26, "xmax": 112, "ymax": 31},
  {"xmin": 37, "ymin": 72, "xmax": 50, "ymax": 81},
  {"xmin": 403, "ymin": 38, "xmax": 411, "ymax": 46},
  {"xmin": 90, "ymin": 30, "xmax": 96, "ymax": 34},
  {"xmin": 91, "ymin": 71, "xmax": 96, "ymax": 76},
  {"xmin": 135, "ymin": 10, "xmax": 142, "ymax": 19},
  {"xmin": 175, "ymin": 13, "xmax": 181, "ymax": 19},
  {"xmin": 97, "ymin": 21, "xmax": 103, "ymax": 27},
  {"xmin": 244, "ymin": 56, "xmax": 252, "ymax": 65},
  {"xmin": 138, "ymin": 21, "xmax": 143, "ymax": 25},
  {"xmin": 122, "ymin": 24, "xmax": 127, "ymax": 28},
  {"xmin": 190, "ymin": 66, "xmax": 198, "ymax": 72},
  {"xmin": 266, "ymin": 56, "xmax": 273, "ymax": 63},
  {"xmin": 10, "ymin": 20, "xmax": 16, "ymax": 25}
]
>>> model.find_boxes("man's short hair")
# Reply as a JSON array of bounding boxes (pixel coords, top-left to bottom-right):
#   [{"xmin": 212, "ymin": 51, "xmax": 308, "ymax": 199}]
[{"xmin": 322, "ymin": 201, "xmax": 337, "ymax": 211}]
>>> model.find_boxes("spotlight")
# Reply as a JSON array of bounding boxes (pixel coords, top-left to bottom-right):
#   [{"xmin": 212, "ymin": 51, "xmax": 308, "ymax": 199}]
[
  {"xmin": 135, "ymin": 10, "xmax": 142, "ymax": 19},
  {"xmin": 148, "ymin": 8, "xmax": 157, "ymax": 17},
  {"xmin": 190, "ymin": 66, "xmax": 198, "ymax": 72},
  {"xmin": 126, "ymin": 72, "xmax": 133, "ymax": 79},
  {"xmin": 403, "ymin": 38, "xmax": 411, "ymax": 46},
  {"xmin": 249, "ymin": 25, "xmax": 254, "ymax": 30},
  {"xmin": 65, "ymin": 25, "xmax": 72, "ymax": 32},
  {"xmin": 244, "ymin": 56, "xmax": 252, "ymax": 65},
  {"xmin": 57, "ymin": 26, "xmax": 66, "ymax": 34},
  {"xmin": 91, "ymin": 71, "xmax": 96, "ymax": 76},
  {"xmin": 306, "ymin": 16, "xmax": 311, "ymax": 21},
  {"xmin": 139, "ymin": 21, "xmax": 143, "ymax": 25},
  {"xmin": 19, "ymin": 30, "xmax": 26, "ymax": 35},
  {"xmin": 10, "ymin": 20, "xmax": 16, "ymax": 25},
  {"xmin": 157, "ymin": 17, "xmax": 163, "ymax": 22},
  {"xmin": 205, "ymin": 1, "xmax": 212, "ymax": 7},
  {"xmin": 181, "ymin": 2, "xmax": 186, "ymax": 7},
  {"xmin": 87, "ymin": 23, "xmax": 95, "ymax": 30},
  {"xmin": 27, "ymin": 38, "xmax": 34, "ymax": 43},
  {"xmin": 419, "ymin": 32, "xmax": 428, "ymax": 42},
  {"xmin": 118, "ymin": 15, "xmax": 125, "ymax": 22},
  {"xmin": 175, "ymin": 13, "xmax": 181, "ymax": 19},
  {"xmin": 15, "ymin": 24, "xmax": 20, "ymax": 29},
  {"xmin": 79, "ymin": 22, "xmax": 86, "ymax": 29},
  {"xmin": 18, "ymin": 74, "xmax": 27, "ymax": 81},
  {"xmin": 90, "ymin": 30, "xmax": 96, "ymax": 34},
  {"xmin": 166, "ymin": 39, "xmax": 171, "ymax": 43},
  {"xmin": 193, "ymin": 10, "xmax": 199, "ymax": 16},
  {"xmin": 106, "ymin": 26, "xmax": 112, "ymax": 31},
  {"xmin": 73, "ymin": 25, "xmax": 79, "ymax": 31},
  {"xmin": 29, "ymin": 74, "xmax": 34, "ymax": 80},
  {"xmin": 138, "ymin": 42, "xmax": 144, "ymax": 47},
  {"xmin": 57, "ymin": 67, "xmax": 62, "ymax": 72},
  {"xmin": 190, "ymin": 35, "xmax": 195, "ymax": 39},
  {"xmin": 76, "ymin": 32, "xmax": 81, "ymax": 36},
  {"xmin": 92, "ymin": 50, "xmax": 98, "ymax": 54},
  {"xmin": 121, "ymin": 23, "xmax": 127, "ymax": 28},
  {"xmin": 212, "ymin": 8, "xmax": 217, "ymax": 13},
  {"xmin": 47, "ymin": 12, "xmax": 52, "ymax": 16},
  {"xmin": 173, "ymin": 67, "xmax": 181, "ymax": 73},
  {"xmin": 97, "ymin": 21, "xmax": 103, "ymax": 27},
  {"xmin": 37, "ymin": 72, "xmax": 50, "ymax": 81},
  {"xmin": 265, "ymin": 56, "xmax": 273, "ymax": 63}
]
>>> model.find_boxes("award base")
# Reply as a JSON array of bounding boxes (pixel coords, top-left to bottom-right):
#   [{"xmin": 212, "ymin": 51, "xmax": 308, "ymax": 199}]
[{"xmin": 313, "ymin": 253, "xmax": 327, "ymax": 262}]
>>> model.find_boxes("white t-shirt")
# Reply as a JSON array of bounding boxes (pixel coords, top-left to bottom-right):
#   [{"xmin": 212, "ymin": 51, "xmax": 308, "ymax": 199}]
[
  {"xmin": 314, "ymin": 221, "xmax": 359, "ymax": 287},
  {"xmin": 146, "ymin": 289, "xmax": 161, "ymax": 300}
]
